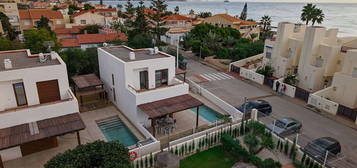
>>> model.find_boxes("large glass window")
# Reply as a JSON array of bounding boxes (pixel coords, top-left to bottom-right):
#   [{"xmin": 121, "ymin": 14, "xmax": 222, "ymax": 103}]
[
  {"xmin": 155, "ymin": 69, "xmax": 168, "ymax": 87},
  {"xmin": 13, "ymin": 82, "xmax": 27, "ymax": 106},
  {"xmin": 140, "ymin": 70, "xmax": 148, "ymax": 90}
]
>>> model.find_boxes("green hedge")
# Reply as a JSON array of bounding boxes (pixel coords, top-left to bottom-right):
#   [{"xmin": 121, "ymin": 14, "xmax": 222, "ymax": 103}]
[
  {"xmin": 221, "ymin": 135, "xmax": 281, "ymax": 168},
  {"xmin": 44, "ymin": 141, "xmax": 131, "ymax": 168}
]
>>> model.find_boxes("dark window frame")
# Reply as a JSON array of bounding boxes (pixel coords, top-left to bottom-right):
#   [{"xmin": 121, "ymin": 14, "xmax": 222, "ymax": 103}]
[
  {"xmin": 13, "ymin": 82, "xmax": 28, "ymax": 106},
  {"xmin": 155, "ymin": 69, "xmax": 168, "ymax": 87},
  {"xmin": 139, "ymin": 70, "xmax": 149, "ymax": 90}
]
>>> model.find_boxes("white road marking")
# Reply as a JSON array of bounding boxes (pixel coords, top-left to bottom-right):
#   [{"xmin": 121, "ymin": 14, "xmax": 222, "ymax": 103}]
[{"xmin": 199, "ymin": 72, "xmax": 234, "ymax": 81}]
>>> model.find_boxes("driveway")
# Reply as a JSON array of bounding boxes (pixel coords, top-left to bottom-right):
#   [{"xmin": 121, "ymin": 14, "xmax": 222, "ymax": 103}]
[{"xmin": 184, "ymin": 57, "xmax": 357, "ymax": 167}]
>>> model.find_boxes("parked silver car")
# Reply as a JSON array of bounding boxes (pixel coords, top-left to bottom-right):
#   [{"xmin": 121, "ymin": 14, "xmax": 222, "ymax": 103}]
[{"xmin": 267, "ymin": 118, "xmax": 302, "ymax": 136}]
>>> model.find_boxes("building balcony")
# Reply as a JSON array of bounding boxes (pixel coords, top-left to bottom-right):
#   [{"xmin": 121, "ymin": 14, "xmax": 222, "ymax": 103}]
[
  {"xmin": 128, "ymin": 78, "xmax": 189, "ymax": 105},
  {"xmin": 0, "ymin": 89, "xmax": 79, "ymax": 128}
]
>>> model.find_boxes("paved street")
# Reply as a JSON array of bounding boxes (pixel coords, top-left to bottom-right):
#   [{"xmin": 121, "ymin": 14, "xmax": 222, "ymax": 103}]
[{"xmin": 184, "ymin": 57, "xmax": 357, "ymax": 167}]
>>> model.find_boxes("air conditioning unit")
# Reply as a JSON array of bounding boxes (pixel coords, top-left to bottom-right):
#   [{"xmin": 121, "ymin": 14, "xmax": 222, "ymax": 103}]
[
  {"xmin": 4, "ymin": 59, "xmax": 12, "ymax": 69},
  {"xmin": 129, "ymin": 52, "xmax": 135, "ymax": 60},
  {"xmin": 39, "ymin": 53, "xmax": 47, "ymax": 63}
]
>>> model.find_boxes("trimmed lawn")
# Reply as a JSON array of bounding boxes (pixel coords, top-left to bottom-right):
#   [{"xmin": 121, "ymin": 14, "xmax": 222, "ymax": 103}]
[{"xmin": 180, "ymin": 146, "xmax": 237, "ymax": 168}]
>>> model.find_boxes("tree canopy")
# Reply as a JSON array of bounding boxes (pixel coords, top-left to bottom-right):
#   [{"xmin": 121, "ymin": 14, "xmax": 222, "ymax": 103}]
[
  {"xmin": 239, "ymin": 3, "xmax": 248, "ymax": 20},
  {"xmin": 24, "ymin": 29, "xmax": 60, "ymax": 53},
  {"xmin": 80, "ymin": 24, "xmax": 102, "ymax": 34},
  {"xmin": 36, "ymin": 16, "xmax": 51, "ymax": 31},
  {"xmin": 60, "ymin": 48, "xmax": 99, "ymax": 77},
  {"xmin": 301, "ymin": 3, "xmax": 324, "ymax": 25},
  {"xmin": 44, "ymin": 141, "xmax": 131, "ymax": 168},
  {"xmin": 0, "ymin": 11, "xmax": 19, "ymax": 40}
]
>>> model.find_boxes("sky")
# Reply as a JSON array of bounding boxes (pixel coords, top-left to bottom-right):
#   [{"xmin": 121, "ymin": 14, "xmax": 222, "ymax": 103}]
[{"xmin": 191, "ymin": 0, "xmax": 357, "ymax": 3}]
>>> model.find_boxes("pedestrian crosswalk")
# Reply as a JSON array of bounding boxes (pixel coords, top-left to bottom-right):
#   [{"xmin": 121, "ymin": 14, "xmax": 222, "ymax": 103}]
[{"xmin": 199, "ymin": 72, "xmax": 234, "ymax": 81}]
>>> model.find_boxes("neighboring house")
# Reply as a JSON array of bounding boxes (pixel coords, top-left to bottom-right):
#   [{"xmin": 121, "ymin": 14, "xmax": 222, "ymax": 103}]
[
  {"xmin": 60, "ymin": 31, "xmax": 127, "ymax": 50},
  {"xmin": 204, "ymin": 14, "xmax": 260, "ymax": 40},
  {"xmin": 70, "ymin": 9, "xmax": 118, "ymax": 27},
  {"xmin": 54, "ymin": 26, "xmax": 84, "ymax": 39},
  {"xmin": 29, "ymin": 1, "xmax": 51, "ymax": 9},
  {"xmin": 308, "ymin": 47, "xmax": 357, "ymax": 124},
  {"xmin": 0, "ymin": 49, "xmax": 84, "ymax": 162},
  {"xmin": 264, "ymin": 22, "xmax": 357, "ymax": 92},
  {"xmin": 0, "ymin": 2, "xmax": 21, "ymax": 32},
  {"xmin": 160, "ymin": 14, "xmax": 192, "ymax": 45},
  {"xmin": 98, "ymin": 45, "xmax": 189, "ymax": 128},
  {"xmin": 19, "ymin": 9, "xmax": 65, "ymax": 31}
]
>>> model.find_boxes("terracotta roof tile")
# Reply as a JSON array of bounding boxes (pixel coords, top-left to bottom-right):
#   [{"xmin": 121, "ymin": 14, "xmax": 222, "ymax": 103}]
[
  {"xmin": 19, "ymin": 9, "xmax": 64, "ymax": 20},
  {"xmin": 54, "ymin": 26, "xmax": 85, "ymax": 35},
  {"xmin": 162, "ymin": 14, "xmax": 191, "ymax": 21},
  {"xmin": 60, "ymin": 39, "xmax": 80, "ymax": 48},
  {"xmin": 71, "ymin": 8, "xmax": 116, "ymax": 18},
  {"xmin": 210, "ymin": 14, "xmax": 258, "ymax": 25}
]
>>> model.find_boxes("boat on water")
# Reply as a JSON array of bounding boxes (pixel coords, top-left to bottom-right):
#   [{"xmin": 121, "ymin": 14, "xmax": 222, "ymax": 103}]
[{"xmin": 224, "ymin": 0, "xmax": 229, "ymax": 2}]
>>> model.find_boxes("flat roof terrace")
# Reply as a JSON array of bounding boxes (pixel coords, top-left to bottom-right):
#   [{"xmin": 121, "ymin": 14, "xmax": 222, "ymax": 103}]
[
  {"xmin": 0, "ymin": 50, "xmax": 61, "ymax": 72},
  {"xmin": 101, "ymin": 46, "xmax": 170, "ymax": 62}
]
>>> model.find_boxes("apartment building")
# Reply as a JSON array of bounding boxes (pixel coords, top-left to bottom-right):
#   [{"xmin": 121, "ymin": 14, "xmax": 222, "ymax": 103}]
[
  {"xmin": 0, "ymin": 2, "xmax": 21, "ymax": 32},
  {"xmin": 70, "ymin": 9, "xmax": 118, "ymax": 27},
  {"xmin": 0, "ymin": 49, "xmax": 84, "ymax": 162},
  {"xmin": 98, "ymin": 46, "xmax": 189, "ymax": 128},
  {"xmin": 263, "ymin": 22, "xmax": 357, "ymax": 92},
  {"xmin": 19, "ymin": 9, "xmax": 65, "ymax": 30},
  {"xmin": 204, "ymin": 14, "xmax": 260, "ymax": 39},
  {"xmin": 160, "ymin": 14, "xmax": 192, "ymax": 45}
]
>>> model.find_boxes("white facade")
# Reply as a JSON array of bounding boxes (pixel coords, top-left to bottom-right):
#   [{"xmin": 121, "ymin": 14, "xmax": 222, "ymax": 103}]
[
  {"xmin": 264, "ymin": 22, "xmax": 357, "ymax": 92},
  {"xmin": 0, "ymin": 50, "xmax": 79, "ymax": 129},
  {"xmin": 98, "ymin": 46, "xmax": 189, "ymax": 128}
]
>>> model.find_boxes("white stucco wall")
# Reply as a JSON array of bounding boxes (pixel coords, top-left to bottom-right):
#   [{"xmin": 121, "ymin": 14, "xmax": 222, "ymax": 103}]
[{"xmin": 98, "ymin": 47, "xmax": 189, "ymax": 129}]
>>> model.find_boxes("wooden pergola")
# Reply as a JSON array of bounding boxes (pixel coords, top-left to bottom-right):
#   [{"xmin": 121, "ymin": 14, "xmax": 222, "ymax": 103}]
[
  {"xmin": 72, "ymin": 74, "xmax": 106, "ymax": 106},
  {"xmin": 175, "ymin": 68, "xmax": 187, "ymax": 82},
  {"xmin": 0, "ymin": 113, "xmax": 85, "ymax": 167},
  {"xmin": 138, "ymin": 94, "xmax": 203, "ymax": 137}
]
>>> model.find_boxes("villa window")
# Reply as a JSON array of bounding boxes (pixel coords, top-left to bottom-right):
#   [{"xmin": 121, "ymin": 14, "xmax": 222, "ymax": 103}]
[
  {"xmin": 80, "ymin": 20, "xmax": 86, "ymax": 24},
  {"xmin": 155, "ymin": 69, "xmax": 168, "ymax": 87},
  {"xmin": 13, "ymin": 82, "xmax": 27, "ymax": 106},
  {"xmin": 111, "ymin": 74, "xmax": 115, "ymax": 86},
  {"xmin": 140, "ymin": 70, "xmax": 149, "ymax": 90}
]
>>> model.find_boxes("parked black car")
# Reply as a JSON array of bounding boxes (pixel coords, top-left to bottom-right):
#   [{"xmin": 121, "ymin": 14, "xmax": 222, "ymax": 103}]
[
  {"xmin": 304, "ymin": 137, "xmax": 341, "ymax": 161},
  {"xmin": 235, "ymin": 100, "xmax": 272, "ymax": 118}
]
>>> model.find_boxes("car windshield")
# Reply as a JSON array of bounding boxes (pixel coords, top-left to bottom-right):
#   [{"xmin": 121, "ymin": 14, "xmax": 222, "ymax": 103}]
[
  {"xmin": 274, "ymin": 120, "xmax": 286, "ymax": 128},
  {"xmin": 242, "ymin": 102, "xmax": 254, "ymax": 110}
]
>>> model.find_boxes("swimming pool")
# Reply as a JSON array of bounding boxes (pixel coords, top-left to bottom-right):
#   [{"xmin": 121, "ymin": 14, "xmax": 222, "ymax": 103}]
[
  {"xmin": 191, "ymin": 105, "xmax": 223, "ymax": 123},
  {"xmin": 97, "ymin": 116, "xmax": 139, "ymax": 147}
]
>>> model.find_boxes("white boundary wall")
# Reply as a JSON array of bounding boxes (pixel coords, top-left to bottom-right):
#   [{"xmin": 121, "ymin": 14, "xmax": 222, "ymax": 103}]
[
  {"xmin": 240, "ymin": 67, "xmax": 265, "ymax": 85},
  {"xmin": 186, "ymin": 79, "xmax": 243, "ymax": 121},
  {"xmin": 273, "ymin": 78, "xmax": 297, "ymax": 98},
  {"xmin": 308, "ymin": 87, "xmax": 339, "ymax": 115}
]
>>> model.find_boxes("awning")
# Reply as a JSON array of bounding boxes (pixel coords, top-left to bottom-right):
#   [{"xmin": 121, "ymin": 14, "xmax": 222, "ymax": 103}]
[
  {"xmin": 0, "ymin": 113, "xmax": 85, "ymax": 150},
  {"xmin": 175, "ymin": 68, "xmax": 186, "ymax": 75},
  {"xmin": 72, "ymin": 74, "xmax": 103, "ymax": 89},
  {"xmin": 138, "ymin": 94, "xmax": 203, "ymax": 119}
]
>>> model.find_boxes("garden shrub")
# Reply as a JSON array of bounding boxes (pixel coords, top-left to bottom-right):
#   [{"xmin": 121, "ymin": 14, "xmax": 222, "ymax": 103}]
[
  {"xmin": 44, "ymin": 141, "xmax": 131, "ymax": 168},
  {"xmin": 221, "ymin": 135, "xmax": 281, "ymax": 168}
]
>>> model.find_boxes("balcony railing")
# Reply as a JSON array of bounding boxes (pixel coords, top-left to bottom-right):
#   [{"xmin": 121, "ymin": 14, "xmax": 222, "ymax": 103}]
[
  {"xmin": 0, "ymin": 89, "xmax": 75, "ymax": 114},
  {"xmin": 128, "ymin": 78, "xmax": 185, "ymax": 93}
]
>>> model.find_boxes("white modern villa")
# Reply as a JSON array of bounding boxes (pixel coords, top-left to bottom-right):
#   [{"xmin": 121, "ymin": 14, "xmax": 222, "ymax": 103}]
[
  {"xmin": 98, "ymin": 46, "xmax": 213, "ymax": 137},
  {"xmin": 0, "ymin": 49, "xmax": 84, "ymax": 163}
]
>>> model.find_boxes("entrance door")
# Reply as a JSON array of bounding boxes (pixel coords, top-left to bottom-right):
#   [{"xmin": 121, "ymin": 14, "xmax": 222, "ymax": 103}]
[{"xmin": 36, "ymin": 80, "xmax": 60, "ymax": 104}]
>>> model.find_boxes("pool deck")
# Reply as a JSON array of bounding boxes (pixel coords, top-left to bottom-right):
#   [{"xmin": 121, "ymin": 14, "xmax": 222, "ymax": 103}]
[{"xmin": 3, "ymin": 106, "xmax": 145, "ymax": 168}]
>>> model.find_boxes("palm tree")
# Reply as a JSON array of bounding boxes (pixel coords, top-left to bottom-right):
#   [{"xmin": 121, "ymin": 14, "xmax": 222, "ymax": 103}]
[
  {"xmin": 260, "ymin": 15, "xmax": 272, "ymax": 33},
  {"xmin": 301, "ymin": 3, "xmax": 316, "ymax": 25},
  {"xmin": 311, "ymin": 8, "xmax": 324, "ymax": 25}
]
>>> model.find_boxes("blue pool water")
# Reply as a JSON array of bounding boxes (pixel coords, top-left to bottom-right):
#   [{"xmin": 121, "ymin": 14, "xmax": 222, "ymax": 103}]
[
  {"xmin": 191, "ymin": 105, "xmax": 223, "ymax": 123},
  {"xmin": 97, "ymin": 117, "xmax": 139, "ymax": 147}
]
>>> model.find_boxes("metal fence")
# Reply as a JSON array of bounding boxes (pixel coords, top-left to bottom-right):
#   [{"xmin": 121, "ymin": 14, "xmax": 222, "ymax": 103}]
[{"xmin": 257, "ymin": 111, "xmax": 356, "ymax": 168}]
